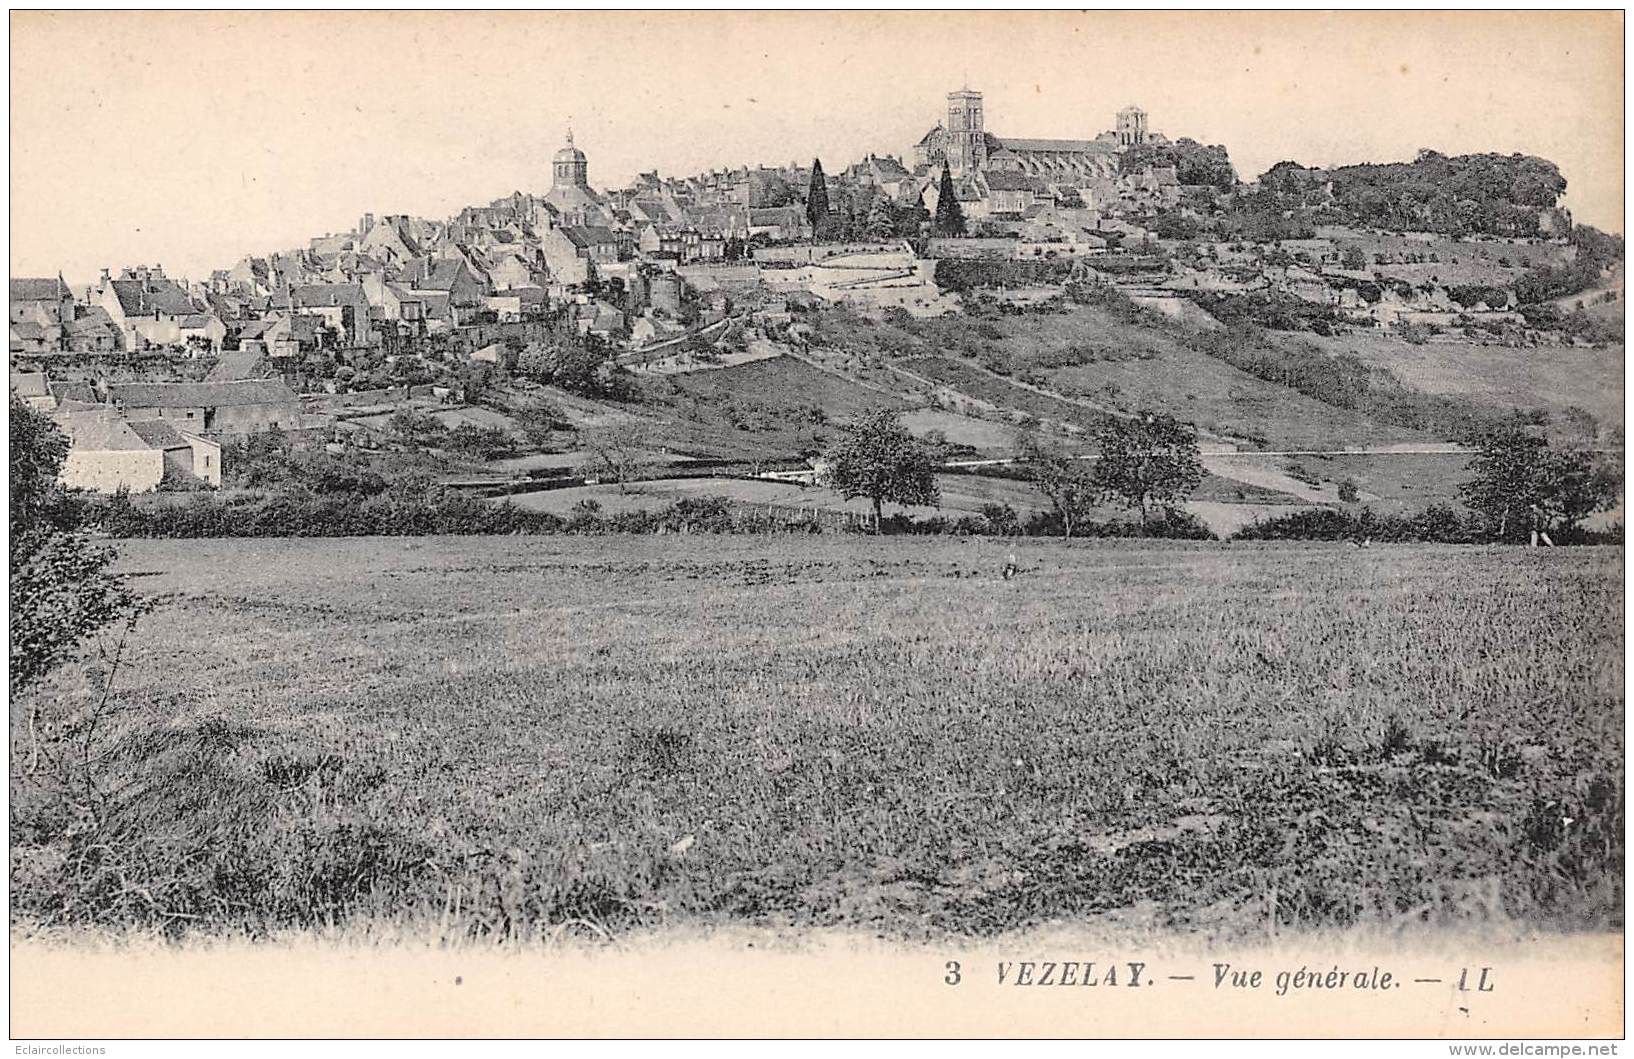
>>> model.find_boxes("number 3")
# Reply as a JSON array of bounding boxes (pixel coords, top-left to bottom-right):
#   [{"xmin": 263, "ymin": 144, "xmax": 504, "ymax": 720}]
[{"xmin": 945, "ymin": 960, "xmax": 961, "ymax": 985}]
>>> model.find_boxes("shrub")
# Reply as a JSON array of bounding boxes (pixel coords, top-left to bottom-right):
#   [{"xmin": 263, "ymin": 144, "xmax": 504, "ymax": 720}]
[
  {"xmin": 1232, "ymin": 504, "xmax": 1493, "ymax": 544},
  {"xmin": 10, "ymin": 397, "xmax": 147, "ymax": 693}
]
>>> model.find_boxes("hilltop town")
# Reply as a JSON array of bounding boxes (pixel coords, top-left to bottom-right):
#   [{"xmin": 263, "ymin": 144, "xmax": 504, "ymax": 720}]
[{"xmin": 9, "ymin": 88, "xmax": 1624, "ymax": 534}]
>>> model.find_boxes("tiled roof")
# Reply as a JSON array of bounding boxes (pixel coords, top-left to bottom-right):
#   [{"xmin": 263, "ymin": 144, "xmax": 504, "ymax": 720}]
[
  {"xmin": 749, "ymin": 206, "xmax": 806, "ymax": 226},
  {"xmin": 984, "ymin": 171, "xmax": 1045, "ymax": 192},
  {"xmin": 51, "ymin": 410, "xmax": 152, "ymax": 452},
  {"xmin": 290, "ymin": 282, "xmax": 368, "ymax": 307},
  {"xmin": 108, "ymin": 278, "xmax": 198, "ymax": 317},
  {"xmin": 206, "ymin": 351, "xmax": 271, "ymax": 382},
  {"xmin": 995, "ymin": 137, "xmax": 1112, "ymax": 154},
  {"xmin": 231, "ymin": 319, "xmax": 276, "ymax": 339},
  {"xmin": 560, "ymin": 226, "xmax": 619, "ymax": 248},
  {"xmin": 401, "ymin": 259, "xmax": 469, "ymax": 291},
  {"xmin": 11, "ymin": 277, "xmax": 67, "ymax": 302},
  {"xmin": 107, "ymin": 379, "xmax": 299, "ymax": 409},
  {"xmin": 53, "ymin": 382, "xmax": 98, "ymax": 403},
  {"xmin": 128, "ymin": 418, "xmax": 192, "ymax": 449},
  {"xmin": 65, "ymin": 308, "xmax": 116, "ymax": 335}
]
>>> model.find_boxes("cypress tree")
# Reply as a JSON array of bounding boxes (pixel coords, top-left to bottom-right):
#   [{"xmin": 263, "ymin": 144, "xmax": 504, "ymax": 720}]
[
  {"xmin": 935, "ymin": 165, "xmax": 966, "ymax": 237},
  {"xmin": 805, "ymin": 158, "xmax": 831, "ymax": 241}
]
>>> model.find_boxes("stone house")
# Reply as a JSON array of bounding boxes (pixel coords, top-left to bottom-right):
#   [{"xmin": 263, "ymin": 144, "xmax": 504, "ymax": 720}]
[
  {"xmin": 286, "ymin": 283, "xmax": 375, "ymax": 346},
  {"xmin": 129, "ymin": 418, "xmax": 222, "ymax": 487},
  {"xmin": 51, "ymin": 410, "xmax": 167, "ymax": 493},
  {"xmin": 64, "ymin": 308, "xmax": 122, "ymax": 353},
  {"xmin": 398, "ymin": 257, "xmax": 487, "ymax": 309},
  {"xmin": 10, "ymin": 276, "xmax": 74, "ymax": 351},
  {"xmin": 94, "ymin": 265, "xmax": 211, "ymax": 351},
  {"xmin": 11, "ymin": 370, "xmax": 55, "ymax": 411},
  {"xmin": 106, "ymin": 378, "xmax": 301, "ymax": 437},
  {"xmin": 485, "ymin": 287, "xmax": 548, "ymax": 321}
]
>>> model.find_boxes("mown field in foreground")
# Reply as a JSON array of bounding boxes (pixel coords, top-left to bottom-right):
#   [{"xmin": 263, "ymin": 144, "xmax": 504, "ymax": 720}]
[{"xmin": 10, "ymin": 536, "xmax": 1623, "ymax": 942}]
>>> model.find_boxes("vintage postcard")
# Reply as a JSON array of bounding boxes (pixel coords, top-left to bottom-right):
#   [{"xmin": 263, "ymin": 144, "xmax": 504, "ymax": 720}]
[{"xmin": 6, "ymin": 9, "xmax": 1625, "ymax": 1043}]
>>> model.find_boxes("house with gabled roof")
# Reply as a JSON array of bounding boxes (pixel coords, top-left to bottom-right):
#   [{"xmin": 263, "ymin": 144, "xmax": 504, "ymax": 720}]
[
  {"xmin": 206, "ymin": 349, "xmax": 274, "ymax": 383},
  {"xmin": 748, "ymin": 206, "xmax": 810, "ymax": 242},
  {"xmin": 11, "ymin": 275, "xmax": 74, "ymax": 320},
  {"xmin": 485, "ymin": 286, "xmax": 548, "ymax": 322},
  {"xmin": 541, "ymin": 227, "xmax": 600, "ymax": 286},
  {"xmin": 10, "ymin": 276, "xmax": 74, "ymax": 351},
  {"xmin": 361, "ymin": 273, "xmax": 428, "ymax": 328},
  {"xmin": 10, "ymin": 321, "xmax": 56, "ymax": 355},
  {"xmin": 128, "ymin": 417, "xmax": 222, "ymax": 487},
  {"xmin": 488, "ymin": 252, "xmax": 546, "ymax": 292},
  {"xmin": 285, "ymin": 283, "xmax": 374, "ymax": 346},
  {"xmin": 983, "ymin": 170, "xmax": 1049, "ymax": 216},
  {"xmin": 11, "ymin": 370, "xmax": 55, "ymax": 410},
  {"xmin": 576, "ymin": 300, "xmax": 626, "ymax": 341},
  {"xmin": 358, "ymin": 215, "xmax": 423, "ymax": 266},
  {"xmin": 398, "ymin": 255, "xmax": 486, "ymax": 308},
  {"xmin": 93, "ymin": 265, "xmax": 218, "ymax": 351},
  {"xmin": 52, "ymin": 409, "xmax": 168, "ymax": 493},
  {"xmin": 107, "ymin": 378, "xmax": 301, "ymax": 437},
  {"xmin": 226, "ymin": 256, "xmax": 275, "ymax": 295},
  {"xmin": 61, "ymin": 306, "xmax": 121, "ymax": 354}
]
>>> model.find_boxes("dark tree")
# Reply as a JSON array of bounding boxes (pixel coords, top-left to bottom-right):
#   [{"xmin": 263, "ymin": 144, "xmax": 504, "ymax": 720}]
[
  {"xmin": 864, "ymin": 194, "xmax": 898, "ymax": 240},
  {"xmin": 1092, "ymin": 412, "xmax": 1204, "ymax": 530},
  {"xmin": 456, "ymin": 361, "xmax": 493, "ymax": 404},
  {"xmin": 515, "ymin": 399, "xmax": 567, "ymax": 449},
  {"xmin": 805, "ymin": 158, "xmax": 831, "ymax": 241},
  {"xmin": 1460, "ymin": 425, "xmax": 1620, "ymax": 541},
  {"xmin": 582, "ymin": 420, "xmax": 655, "ymax": 494},
  {"xmin": 10, "ymin": 396, "xmax": 145, "ymax": 693},
  {"xmin": 1018, "ymin": 430, "xmax": 1098, "ymax": 538},
  {"xmin": 1459, "ymin": 424, "xmax": 1551, "ymax": 540},
  {"xmin": 934, "ymin": 166, "xmax": 966, "ymax": 238},
  {"xmin": 1547, "ymin": 447, "xmax": 1622, "ymax": 536},
  {"xmin": 821, "ymin": 409, "xmax": 940, "ymax": 532}
]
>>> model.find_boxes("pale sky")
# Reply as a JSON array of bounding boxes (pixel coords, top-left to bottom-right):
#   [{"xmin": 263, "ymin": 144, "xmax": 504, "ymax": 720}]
[{"xmin": 10, "ymin": 10, "xmax": 1625, "ymax": 287}]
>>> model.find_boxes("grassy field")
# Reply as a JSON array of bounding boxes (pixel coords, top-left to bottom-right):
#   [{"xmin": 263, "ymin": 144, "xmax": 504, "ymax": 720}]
[
  {"xmin": 11, "ymin": 536, "xmax": 1622, "ymax": 944},
  {"xmin": 897, "ymin": 408, "xmax": 1026, "ymax": 452},
  {"xmin": 1301, "ymin": 332, "xmax": 1626, "ymax": 430},
  {"xmin": 1041, "ymin": 335, "xmax": 1430, "ymax": 451},
  {"xmin": 496, "ymin": 471, "xmax": 1299, "ymax": 533},
  {"xmin": 1276, "ymin": 453, "xmax": 1477, "ymax": 516},
  {"xmin": 880, "ymin": 305, "xmax": 1433, "ymax": 450},
  {"xmin": 497, "ymin": 473, "xmax": 1049, "ymax": 522},
  {"xmin": 659, "ymin": 354, "xmax": 900, "ymax": 422},
  {"xmin": 1312, "ymin": 227, "xmax": 1571, "ymax": 287}
]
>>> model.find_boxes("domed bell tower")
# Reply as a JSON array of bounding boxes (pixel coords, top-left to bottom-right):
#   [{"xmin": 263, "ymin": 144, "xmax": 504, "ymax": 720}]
[{"xmin": 552, "ymin": 129, "xmax": 589, "ymax": 191}]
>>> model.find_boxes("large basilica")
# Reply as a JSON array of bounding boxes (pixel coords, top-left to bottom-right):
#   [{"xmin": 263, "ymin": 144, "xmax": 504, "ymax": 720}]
[{"xmin": 913, "ymin": 89, "xmax": 1168, "ymax": 185}]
